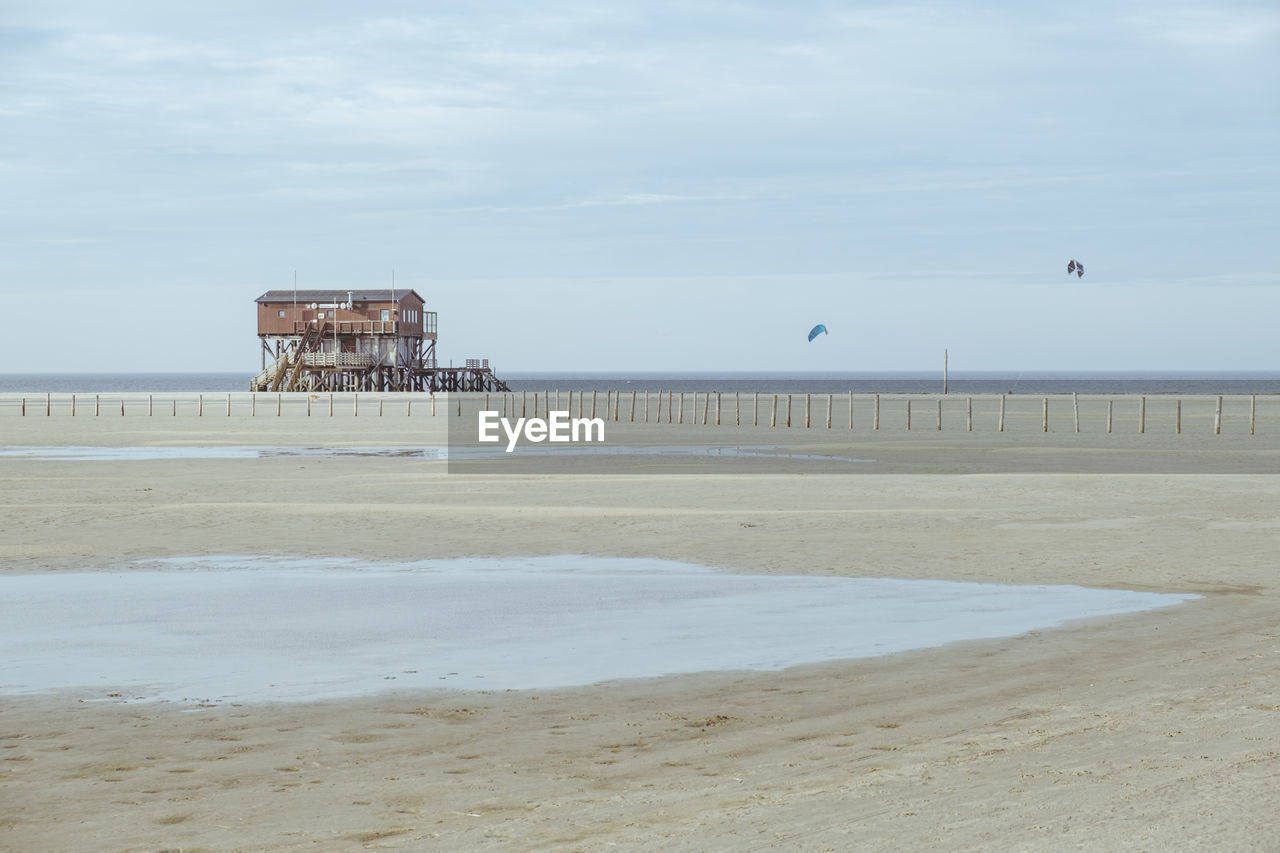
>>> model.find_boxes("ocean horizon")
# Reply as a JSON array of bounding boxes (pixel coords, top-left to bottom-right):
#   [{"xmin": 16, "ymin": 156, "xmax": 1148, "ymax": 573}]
[{"xmin": 4, "ymin": 371, "xmax": 1280, "ymax": 395}]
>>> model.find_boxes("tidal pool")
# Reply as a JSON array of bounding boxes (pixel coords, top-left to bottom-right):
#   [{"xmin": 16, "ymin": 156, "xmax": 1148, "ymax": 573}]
[
  {"xmin": 0, "ymin": 445, "xmax": 870, "ymax": 462},
  {"xmin": 0, "ymin": 556, "xmax": 1196, "ymax": 704}
]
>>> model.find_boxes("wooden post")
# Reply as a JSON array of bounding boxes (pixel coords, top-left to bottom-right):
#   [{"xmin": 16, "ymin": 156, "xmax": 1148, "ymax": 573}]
[
  {"xmin": 1042, "ymin": 397, "xmax": 1048, "ymax": 432},
  {"xmin": 46, "ymin": 392, "xmax": 50, "ymax": 416},
  {"xmin": 21, "ymin": 397, "xmax": 25, "ymax": 416},
  {"xmin": 848, "ymin": 391, "xmax": 853, "ymax": 430},
  {"xmin": 485, "ymin": 393, "xmax": 489, "ymax": 412},
  {"xmin": 95, "ymin": 394, "xmax": 100, "ymax": 416},
  {"xmin": 121, "ymin": 397, "xmax": 125, "ymax": 416},
  {"xmin": 804, "ymin": 394, "xmax": 810, "ymax": 428},
  {"xmin": 1107, "ymin": 400, "xmax": 1112, "ymax": 433},
  {"xmin": 967, "ymin": 397, "xmax": 972, "ymax": 432},
  {"xmin": 149, "ymin": 394, "xmax": 154, "ymax": 417},
  {"xmin": 906, "ymin": 399, "xmax": 911, "ymax": 430},
  {"xmin": 522, "ymin": 391, "xmax": 527, "ymax": 418},
  {"xmin": 677, "ymin": 392, "xmax": 683, "ymax": 424},
  {"xmin": 227, "ymin": 394, "xmax": 232, "ymax": 417},
  {"xmin": 173, "ymin": 398, "xmax": 177, "ymax": 416},
  {"xmin": 645, "ymin": 391, "xmax": 650, "ymax": 423},
  {"xmin": 631, "ymin": 390, "xmax": 637, "ymax": 422},
  {"xmin": 329, "ymin": 393, "xmax": 334, "ymax": 417},
  {"xmin": 1072, "ymin": 392, "xmax": 1079, "ymax": 433},
  {"xmin": 716, "ymin": 392, "xmax": 721, "ymax": 426},
  {"xmin": 735, "ymin": 392, "xmax": 740, "ymax": 426},
  {"xmin": 936, "ymin": 398, "xmax": 942, "ymax": 431},
  {"xmin": 998, "ymin": 395, "xmax": 1005, "ymax": 432},
  {"xmin": 826, "ymin": 394, "xmax": 832, "ymax": 429},
  {"xmin": 1139, "ymin": 396, "xmax": 1145, "ymax": 434},
  {"xmin": 786, "ymin": 394, "xmax": 792, "ymax": 428},
  {"xmin": 1214, "ymin": 395, "xmax": 1222, "ymax": 435},
  {"xmin": 407, "ymin": 399, "xmax": 412, "ymax": 417},
  {"xmin": 771, "ymin": 394, "xmax": 778, "ymax": 428},
  {"xmin": 308, "ymin": 395, "xmax": 312, "ymax": 417},
  {"xmin": 379, "ymin": 398, "xmax": 383, "ymax": 417},
  {"xmin": 1176, "ymin": 399, "xmax": 1181, "ymax": 434},
  {"xmin": 199, "ymin": 394, "xmax": 203, "ymax": 416},
  {"xmin": 277, "ymin": 394, "xmax": 282, "ymax": 416},
  {"xmin": 593, "ymin": 390, "xmax": 599, "ymax": 420},
  {"xmin": 1251, "ymin": 395, "xmax": 1256, "ymax": 435},
  {"xmin": 754, "ymin": 392, "xmax": 759, "ymax": 427},
  {"xmin": 431, "ymin": 394, "xmax": 435, "ymax": 416},
  {"xmin": 71, "ymin": 394, "xmax": 76, "ymax": 417},
  {"xmin": 251, "ymin": 393, "xmax": 256, "ymax": 417},
  {"xmin": 873, "ymin": 394, "xmax": 881, "ymax": 430},
  {"xmin": 702, "ymin": 391, "xmax": 710, "ymax": 425},
  {"xmin": 457, "ymin": 396, "xmax": 461, "ymax": 417},
  {"xmin": 667, "ymin": 390, "xmax": 673, "ymax": 423}
]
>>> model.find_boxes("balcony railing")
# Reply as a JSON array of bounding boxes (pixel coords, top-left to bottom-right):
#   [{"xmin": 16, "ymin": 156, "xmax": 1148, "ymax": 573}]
[
  {"xmin": 284, "ymin": 315, "xmax": 438, "ymax": 336},
  {"xmin": 302, "ymin": 352, "xmax": 375, "ymax": 368}
]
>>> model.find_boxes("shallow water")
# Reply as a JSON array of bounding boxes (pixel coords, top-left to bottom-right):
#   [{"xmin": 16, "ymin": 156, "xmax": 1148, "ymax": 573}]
[
  {"xmin": 0, "ymin": 556, "xmax": 1196, "ymax": 705},
  {"xmin": 0, "ymin": 445, "xmax": 873, "ymax": 462}
]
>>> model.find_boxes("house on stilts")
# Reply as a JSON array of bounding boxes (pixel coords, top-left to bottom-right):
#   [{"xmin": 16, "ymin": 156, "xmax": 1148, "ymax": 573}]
[{"xmin": 250, "ymin": 289, "xmax": 510, "ymax": 393}]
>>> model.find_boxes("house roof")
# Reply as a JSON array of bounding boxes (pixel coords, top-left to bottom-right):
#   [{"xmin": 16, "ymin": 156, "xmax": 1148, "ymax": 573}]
[{"xmin": 255, "ymin": 289, "xmax": 424, "ymax": 304}]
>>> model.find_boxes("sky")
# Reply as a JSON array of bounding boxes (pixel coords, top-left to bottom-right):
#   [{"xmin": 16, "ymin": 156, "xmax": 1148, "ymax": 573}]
[{"xmin": 2, "ymin": 1, "xmax": 1277, "ymax": 373}]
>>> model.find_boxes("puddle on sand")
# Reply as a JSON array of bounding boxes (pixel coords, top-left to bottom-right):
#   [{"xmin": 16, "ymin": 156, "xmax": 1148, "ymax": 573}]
[
  {"xmin": 0, "ymin": 445, "xmax": 873, "ymax": 462},
  {"xmin": 0, "ymin": 556, "xmax": 1196, "ymax": 705}
]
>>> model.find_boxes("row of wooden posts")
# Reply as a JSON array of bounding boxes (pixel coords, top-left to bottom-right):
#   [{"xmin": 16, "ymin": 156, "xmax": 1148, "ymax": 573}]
[
  {"xmin": 477, "ymin": 390, "xmax": 1257, "ymax": 436},
  {"xmin": 7, "ymin": 390, "xmax": 1260, "ymax": 435}
]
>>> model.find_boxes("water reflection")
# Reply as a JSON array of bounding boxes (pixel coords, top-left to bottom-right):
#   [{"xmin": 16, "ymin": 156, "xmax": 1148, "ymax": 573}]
[{"xmin": 0, "ymin": 445, "xmax": 873, "ymax": 462}]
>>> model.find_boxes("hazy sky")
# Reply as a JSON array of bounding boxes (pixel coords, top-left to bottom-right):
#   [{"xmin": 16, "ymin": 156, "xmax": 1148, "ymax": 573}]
[{"xmin": 2, "ymin": 1, "xmax": 1277, "ymax": 372}]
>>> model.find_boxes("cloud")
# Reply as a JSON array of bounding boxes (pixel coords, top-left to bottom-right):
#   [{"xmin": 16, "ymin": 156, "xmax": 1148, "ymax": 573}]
[
  {"xmin": 1134, "ymin": 7, "xmax": 1280, "ymax": 47},
  {"xmin": 1, "ymin": 2, "xmax": 1276, "ymax": 370}
]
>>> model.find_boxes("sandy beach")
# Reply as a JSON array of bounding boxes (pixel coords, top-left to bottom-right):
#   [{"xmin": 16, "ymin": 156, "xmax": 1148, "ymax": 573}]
[{"xmin": 3, "ymin": 393, "xmax": 1279, "ymax": 851}]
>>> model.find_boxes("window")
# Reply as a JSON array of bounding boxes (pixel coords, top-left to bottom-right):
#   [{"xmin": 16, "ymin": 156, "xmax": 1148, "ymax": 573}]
[
  {"xmin": 381, "ymin": 309, "xmax": 390, "ymax": 322},
  {"xmin": 278, "ymin": 310, "xmax": 286, "ymax": 318},
  {"xmin": 318, "ymin": 311, "xmax": 325, "ymax": 319}
]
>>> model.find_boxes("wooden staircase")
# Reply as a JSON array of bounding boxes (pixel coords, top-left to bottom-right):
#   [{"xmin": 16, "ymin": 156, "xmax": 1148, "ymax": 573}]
[{"xmin": 273, "ymin": 322, "xmax": 327, "ymax": 392}]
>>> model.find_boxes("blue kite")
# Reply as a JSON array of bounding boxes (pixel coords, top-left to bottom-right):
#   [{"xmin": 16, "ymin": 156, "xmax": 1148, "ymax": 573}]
[{"xmin": 807, "ymin": 324, "xmax": 828, "ymax": 342}]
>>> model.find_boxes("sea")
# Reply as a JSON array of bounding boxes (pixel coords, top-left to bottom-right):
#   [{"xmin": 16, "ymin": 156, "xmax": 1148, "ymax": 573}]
[{"xmin": 3, "ymin": 371, "xmax": 1280, "ymax": 395}]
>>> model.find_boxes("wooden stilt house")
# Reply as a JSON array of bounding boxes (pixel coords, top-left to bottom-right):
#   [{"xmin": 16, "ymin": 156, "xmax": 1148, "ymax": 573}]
[{"xmin": 251, "ymin": 289, "xmax": 508, "ymax": 392}]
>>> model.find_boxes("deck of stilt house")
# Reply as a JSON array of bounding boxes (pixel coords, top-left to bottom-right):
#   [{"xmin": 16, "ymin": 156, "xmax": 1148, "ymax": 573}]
[{"xmin": 251, "ymin": 289, "xmax": 509, "ymax": 393}]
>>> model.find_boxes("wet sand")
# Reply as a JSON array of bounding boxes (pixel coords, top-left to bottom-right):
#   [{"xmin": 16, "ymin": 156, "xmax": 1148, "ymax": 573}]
[{"xmin": 2, "ymin": 395, "xmax": 1279, "ymax": 851}]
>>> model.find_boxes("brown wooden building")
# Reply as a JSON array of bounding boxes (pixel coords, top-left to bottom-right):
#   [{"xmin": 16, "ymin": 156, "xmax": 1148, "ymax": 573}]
[{"xmin": 251, "ymin": 289, "xmax": 506, "ymax": 392}]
